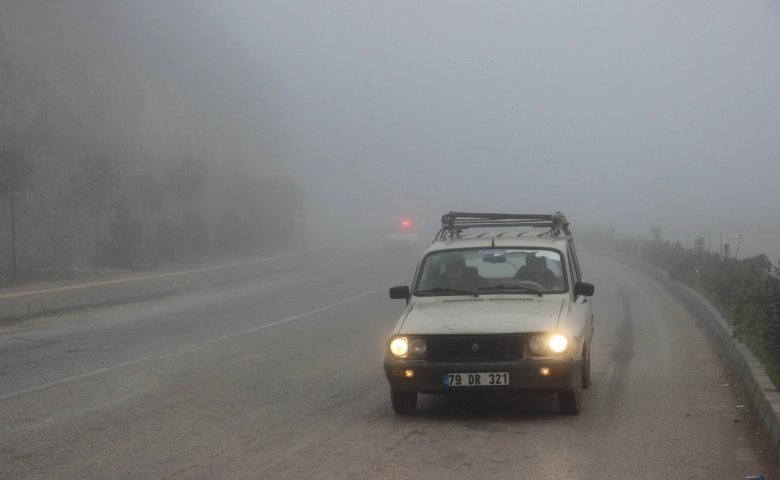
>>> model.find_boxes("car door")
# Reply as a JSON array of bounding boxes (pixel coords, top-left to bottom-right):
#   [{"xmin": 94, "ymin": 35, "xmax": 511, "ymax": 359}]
[{"xmin": 567, "ymin": 243, "xmax": 594, "ymax": 349}]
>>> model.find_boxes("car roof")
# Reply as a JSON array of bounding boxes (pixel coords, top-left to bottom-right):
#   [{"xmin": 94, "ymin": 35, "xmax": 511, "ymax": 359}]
[{"xmin": 421, "ymin": 231, "xmax": 570, "ymax": 255}]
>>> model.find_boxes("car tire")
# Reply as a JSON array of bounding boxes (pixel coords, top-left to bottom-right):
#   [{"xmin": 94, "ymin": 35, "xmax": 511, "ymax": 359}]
[
  {"xmin": 391, "ymin": 390, "xmax": 418, "ymax": 414},
  {"xmin": 558, "ymin": 372, "xmax": 583, "ymax": 415},
  {"xmin": 582, "ymin": 346, "xmax": 592, "ymax": 389}
]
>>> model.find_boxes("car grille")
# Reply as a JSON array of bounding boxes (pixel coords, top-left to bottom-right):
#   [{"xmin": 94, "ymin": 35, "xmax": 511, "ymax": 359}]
[{"xmin": 425, "ymin": 334, "xmax": 524, "ymax": 362}]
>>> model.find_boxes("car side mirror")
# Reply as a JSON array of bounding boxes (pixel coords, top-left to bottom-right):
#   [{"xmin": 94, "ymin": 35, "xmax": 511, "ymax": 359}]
[
  {"xmin": 389, "ymin": 286, "xmax": 410, "ymax": 300},
  {"xmin": 574, "ymin": 281, "xmax": 594, "ymax": 298}
]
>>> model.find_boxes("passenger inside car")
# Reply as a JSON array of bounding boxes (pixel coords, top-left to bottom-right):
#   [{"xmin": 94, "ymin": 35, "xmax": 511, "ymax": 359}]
[
  {"xmin": 512, "ymin": 254, "xmax": 558, "ymax": 290},
  {"xmin": 437, "ymin": 256, "xmax": 489, "ymax": 290}
]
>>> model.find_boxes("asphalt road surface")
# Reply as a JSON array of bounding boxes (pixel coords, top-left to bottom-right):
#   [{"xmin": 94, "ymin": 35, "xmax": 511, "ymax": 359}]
[{"xmin": 0, "ymin": 248, "xmax": 775, "ymax": 479}]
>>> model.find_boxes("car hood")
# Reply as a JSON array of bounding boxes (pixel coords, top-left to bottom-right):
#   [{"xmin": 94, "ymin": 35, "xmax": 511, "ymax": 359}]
[{"xmin": 398, "ymin": 297, "xmax": 566, "ymax": 335}]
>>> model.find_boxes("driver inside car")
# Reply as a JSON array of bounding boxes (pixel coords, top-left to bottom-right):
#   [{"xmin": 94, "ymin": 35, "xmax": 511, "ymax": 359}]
[
  {"xmin": 512, "ymin": 254, "xmax": 557, "ymax": 290},
  {"xmin": 437, "ymin": 256, "xmax": 489, "ymax": 291}
]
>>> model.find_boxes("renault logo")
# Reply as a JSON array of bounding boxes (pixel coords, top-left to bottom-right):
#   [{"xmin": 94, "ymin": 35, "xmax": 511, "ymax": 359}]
[{"xmin": 472, "ymin": 343, "xmax": 479, "ymax": 353}]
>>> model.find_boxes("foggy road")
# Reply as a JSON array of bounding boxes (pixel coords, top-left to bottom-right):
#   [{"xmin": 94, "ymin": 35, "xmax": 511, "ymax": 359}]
[{"xmin": 0, "ymin": 248, "xmax": 772, "ymax": 479}]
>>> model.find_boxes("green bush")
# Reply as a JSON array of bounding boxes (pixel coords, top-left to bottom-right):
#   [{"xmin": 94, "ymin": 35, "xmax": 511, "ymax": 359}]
[{"xmin": 584, "ymin": 227, "xmax": 780, "ymax": 388}]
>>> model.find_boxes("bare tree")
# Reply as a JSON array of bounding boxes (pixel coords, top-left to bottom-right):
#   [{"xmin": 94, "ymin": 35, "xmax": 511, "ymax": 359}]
[
  {"xmin": 694, "ymin": 237, "xmax": 705, "ymax": 255},
  {"xmin": 105, "ymin": 194, "xmax": 143, "ymax": 269},
  {"xmin": 651, "ymin": 227, "xmax": 662, "ymax": 243},
  {"xmin": 166, "ymin": 154, "xmax": 209, "ymax": 257},
  {"xmin": 0, "ymin": 146, "xmax": 35, "ymax": 278},
  {"xmin": 66, "ymin": 157, "xmax": 121, "ymax": 270},
  {"xmin": 128, "ymin": 172, "xmax": 163, "ymax": 240},
  {"xmin": 166, "ymin": 154, "xmax": 207, "ymax": 216}
]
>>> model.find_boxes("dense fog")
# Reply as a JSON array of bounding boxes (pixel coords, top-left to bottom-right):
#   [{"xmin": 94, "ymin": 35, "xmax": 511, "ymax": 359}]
[
  {"xmin": 1, "ymin": 1, "xmax": 779, "ymax": 276},
  {"xmin": 228, "ymin": 1, "xmax": 780, "ymax": 258}
]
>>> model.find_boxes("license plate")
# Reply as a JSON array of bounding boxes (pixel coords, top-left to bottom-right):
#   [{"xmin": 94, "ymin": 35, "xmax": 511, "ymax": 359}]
[{"xmin": 444, "ymin": 372, "xmax": 509, "ymax": 387}]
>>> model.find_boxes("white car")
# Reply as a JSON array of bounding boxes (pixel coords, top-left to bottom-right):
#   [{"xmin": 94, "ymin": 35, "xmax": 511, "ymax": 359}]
[
  {"xmin": 384, "ymin": 220, "xmax": 421, "ymax": 253},
  {"xmin": 384, "ymin": 212, "xmax": 594, "ymax": 415}
]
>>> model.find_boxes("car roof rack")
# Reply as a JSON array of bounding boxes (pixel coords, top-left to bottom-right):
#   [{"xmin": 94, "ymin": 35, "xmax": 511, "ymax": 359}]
[{"xmin": 434, "ymin": 212, "xmax": 571, "ymax": 242}]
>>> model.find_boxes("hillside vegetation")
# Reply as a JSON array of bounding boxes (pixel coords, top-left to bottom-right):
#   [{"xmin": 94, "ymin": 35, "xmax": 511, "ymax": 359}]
[
  {"xmin": 580, "ymin": 227, "xmax": 780, "ymax": 389},
  {"xmin": 0, "ymin": 1, "xmax": 303, "ymax": 282}
]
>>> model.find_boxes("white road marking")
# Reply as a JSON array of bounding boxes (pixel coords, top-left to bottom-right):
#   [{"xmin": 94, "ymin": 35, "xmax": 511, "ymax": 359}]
[
  {"xmin": 0, "ymin": 277, "xmax": 410, "ymax": 401},
  {"xmin": 0, "ymin": 357, "xmax": 149, "ymax": 401},
  {"xmin": 0, "ymin": 249, "xmax": 316, "ymax": 300}
]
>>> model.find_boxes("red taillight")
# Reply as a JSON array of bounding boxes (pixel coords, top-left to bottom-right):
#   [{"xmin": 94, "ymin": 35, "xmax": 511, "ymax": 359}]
[{"xmin": 401, "ymin": 221, "xmax": 412, "ymax": 227}]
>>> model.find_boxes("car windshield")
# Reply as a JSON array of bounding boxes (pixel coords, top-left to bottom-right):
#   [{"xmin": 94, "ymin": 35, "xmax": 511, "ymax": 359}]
[{"xmin": 414, "ymin": 248, "xmax": 567, "ymax": 295}]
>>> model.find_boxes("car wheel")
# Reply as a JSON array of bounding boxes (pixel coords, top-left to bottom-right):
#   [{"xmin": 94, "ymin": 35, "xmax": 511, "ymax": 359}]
[
  {"xmin": 558, "ymin": 372, "xmax": 583, "ymax": 415},
  {"xmin": 391, "ymin": 389, "xmax": 418, "ymax": 414},
  {"xmin": 582, "ymin": 346, "xmax": 592, "ymax": 389}
]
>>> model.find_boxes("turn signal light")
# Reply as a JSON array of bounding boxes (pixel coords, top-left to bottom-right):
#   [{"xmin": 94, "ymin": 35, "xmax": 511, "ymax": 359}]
[{"xmin": 539, "ymin": 366, "xmax": 565, "ymax": 376}]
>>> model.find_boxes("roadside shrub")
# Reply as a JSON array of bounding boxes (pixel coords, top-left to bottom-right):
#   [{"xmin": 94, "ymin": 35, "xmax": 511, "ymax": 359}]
[
  {"xmin": 155, "ymin": 217, "xmax": 179, "ymax": 263},
  {"xmin": 241, "ymin": 208, "xmax": 262, "ymax": 252},
  {"xmin": 104, "ymin": 196, "xmax": 143, "ymax": 269},
  {"xmin": 583, "ymin": 226, "xmax": 780, "ymax": 389},
  {"xmin": 179, "ymin": 210, "xmax": 210, "ymax": 256},
  {"xmin": 214, "ymin": 207, "xmax": 242, "ymax": 253}
]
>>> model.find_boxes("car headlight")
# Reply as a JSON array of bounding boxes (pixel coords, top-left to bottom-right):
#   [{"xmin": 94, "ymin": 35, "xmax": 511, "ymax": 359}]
[
  {"xmin": 529, "ymin": 335, "xmax": 547, "ymax": 355},
  {"xmin": 549, "ymin": 335, "xmax": 568, "ymax": 353},
  {"xmin": 409, "ymin": 338, "xmax": 427, "ymax": 356},
  {"xmin": 390, "ymin": 337, "xmax": 408, "ymax": 357}
]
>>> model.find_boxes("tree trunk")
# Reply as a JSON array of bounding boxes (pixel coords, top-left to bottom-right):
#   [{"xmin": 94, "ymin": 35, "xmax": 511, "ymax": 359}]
[
  {"xmin": 10, "ymin": 194, "xmax": 17, "ymax": 278},
  {"xmin": 95, "ymin": 203, "xmax": 101, "ymax": 272}
]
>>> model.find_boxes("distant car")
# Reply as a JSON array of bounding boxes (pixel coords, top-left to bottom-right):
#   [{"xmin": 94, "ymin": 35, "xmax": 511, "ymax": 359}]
[
  {"xmin": 384, "ymin": 212, "xmax": 595, "ymax": 415},
  {"xmin": 384, "ymin": 220, "xmax": 421, "ymax": 253}
]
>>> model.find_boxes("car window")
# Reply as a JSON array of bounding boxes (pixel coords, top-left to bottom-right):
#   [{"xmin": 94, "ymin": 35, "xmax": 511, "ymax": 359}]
[
  {"xmin": 566, "ymin": 245, "xmax": 579, "ymax": 285},
  {"xmin": 570, "ymin": 243, "xmax": 583, "ymax": 281},
  {"xmin": 415, "ymin": 248, "xmax": 568, "ymax": 294}
]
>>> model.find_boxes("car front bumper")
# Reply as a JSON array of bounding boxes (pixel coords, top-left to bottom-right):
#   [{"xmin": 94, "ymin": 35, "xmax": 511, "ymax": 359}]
[{"xmin": 384, "ymin": 358, "xmax": 583, "ymax": 394}]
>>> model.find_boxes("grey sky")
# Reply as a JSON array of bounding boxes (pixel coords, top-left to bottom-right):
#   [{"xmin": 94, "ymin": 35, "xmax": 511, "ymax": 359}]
[{"xmin": 222, "ymin": 1, "xmax": 780, "ymax": 256}]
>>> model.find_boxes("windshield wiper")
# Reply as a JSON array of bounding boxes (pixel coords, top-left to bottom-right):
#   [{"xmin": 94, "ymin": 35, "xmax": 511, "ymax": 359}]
[
  {"xmin": 477, "ymin": 284, "xmax": 542, "ymax": 296},
  {"xmin": 415, "ymin": 287, "xmax": 478, "ymax": 297}
]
